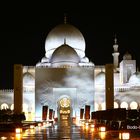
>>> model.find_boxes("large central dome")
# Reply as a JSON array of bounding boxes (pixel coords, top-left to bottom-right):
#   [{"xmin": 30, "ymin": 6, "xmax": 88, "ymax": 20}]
[
  {"xmin": 45, "ymin": 23, "xmax": 86, "ymax": 59},
  {"xmin": 50, "ymin": 43, "xmax": 80, "ymax": 67}
]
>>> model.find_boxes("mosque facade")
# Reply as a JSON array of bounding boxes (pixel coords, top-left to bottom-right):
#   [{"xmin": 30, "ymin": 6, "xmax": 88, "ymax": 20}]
[{"xmin": 0, "ymin": 20, "xmax": 140, "ymax": 121}]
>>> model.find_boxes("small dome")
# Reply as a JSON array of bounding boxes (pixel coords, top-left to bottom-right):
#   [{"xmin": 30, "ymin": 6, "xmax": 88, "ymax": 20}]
[
  {"xmin": 41, "ymin": 56, "xmax": 49, "ymax": 63},
  {"xmin": 50, "ymin": 43, "xmax": 80, "ymax": 66},
  {"xmin": 23, "ymin": 72, "xmax": 34, "ymax": 86},
  {"xmin": 81, "ymin": 57, "xmax": 89, "ymax": 63},
  {"xmin": 128, "ymin": 71, "xmax": 140, "ymax": 85},
  {"xmin": 95, "ymin": 71, "xmax": 105, "ymax": 85},
  {"xmin": 123, "ymin": 51, "xmax": 132, "ymax": 60},
  {"xmin": 45, "ymin": 23, "xmax": 86, "ymax": 59}
]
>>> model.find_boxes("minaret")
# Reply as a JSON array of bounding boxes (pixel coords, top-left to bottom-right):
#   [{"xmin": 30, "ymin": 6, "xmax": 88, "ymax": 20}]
[{"xmin": 112, "ymin": 35, "xmax": 120, "ymax": 71}]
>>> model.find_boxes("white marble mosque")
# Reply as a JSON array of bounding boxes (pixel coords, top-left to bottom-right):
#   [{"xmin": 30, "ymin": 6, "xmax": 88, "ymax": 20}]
[{"xmin": 0, "ymin": 19, "xmax": 140, "ymax": 121}]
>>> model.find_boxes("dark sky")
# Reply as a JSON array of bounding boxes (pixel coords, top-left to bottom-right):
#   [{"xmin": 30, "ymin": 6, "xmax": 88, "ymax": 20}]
[{"xmin": 0, "ymin": 2, "xmax": 140, "ymax": 89}]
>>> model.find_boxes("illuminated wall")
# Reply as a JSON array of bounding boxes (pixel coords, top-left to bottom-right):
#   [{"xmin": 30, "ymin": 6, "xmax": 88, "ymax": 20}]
[{"xmin": 35, "ymin": 67, "xmax": 94, "ymax": 121}]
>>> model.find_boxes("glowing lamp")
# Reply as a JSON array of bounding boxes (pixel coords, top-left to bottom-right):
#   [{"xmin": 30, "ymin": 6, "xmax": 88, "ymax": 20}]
[
  {"xmin": 90, "ymin": 128, "xmax": 95, "ymax": 132},
  {"xmin": 38, "ymin": 123, "xmax": 42, "ymax": 127},
  {"xmin": 43, "ymin": 122, "xmax": 46, "ymax": 126},
  {"xmin": 119, "ymin": 132, "xmax": 130, "ymax": 139},
  {"xmin": 30, "ymin": 125, "xmax": 35, "ymax": 129},
  {"xmin": 15, "ymin": 128, "xmax": 22, "ymax": 134},
  {"xmin": 90, "ymin": 124, "xmax": 95, "ymax": 128},
  {"xmin": 99, "ymin": 126, "xmax": 106, "ymax": 132},
  {"xmin": 85, "ymin": 122, "xmax": 88, "ymax": 126},
  {"xmin": 85, "ymin": 125, "xmax": 89, "ymax": 130},
  {"xmin": 0, "ymin": 137, "xmax": 7, "ymax": 140}
]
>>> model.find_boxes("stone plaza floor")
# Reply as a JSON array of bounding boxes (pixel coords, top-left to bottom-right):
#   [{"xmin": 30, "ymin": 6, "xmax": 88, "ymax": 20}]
[{"xmin": 1, "ymin": 120, "xmax": 140, "ymax": 139}]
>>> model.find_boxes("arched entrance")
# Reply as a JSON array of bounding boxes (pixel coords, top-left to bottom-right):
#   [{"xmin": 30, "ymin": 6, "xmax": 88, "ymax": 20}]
[{"xmin": 58, "ymin": 96, "xmax": 71, "ymax": 121}]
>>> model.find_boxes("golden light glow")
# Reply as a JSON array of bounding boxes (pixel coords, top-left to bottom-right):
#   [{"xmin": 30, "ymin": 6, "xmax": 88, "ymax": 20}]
[
  {"xmin": 99, "ymin": 132, "xmax": 106, "ymax": 139},
  {"xmin": 15, "ymin": 134, "xmax": 22, "ymax": 140},
  {"xmin": 0, "ymin": 137, "xmax": 7, "ymax": 140},
  {"xmin": 29, "ymin": 129, "xmax": 35, "ymax": 134},
  {"xmin": 130, "ymin": 101, "xmax": 138, "ymax": 109},
  {"xmin": 119, "ymin": 132, "xmax": 130, "ymax": 139},
  {"xmin": 85, "ymin": 125, "xmax": 89, "ymax": 130},
  {"xmin": 90, "ymin": 124, "xmax": 95, "ymax": 128},
  {"xmin": 26, "ymin": 112, "xmax": 35, "ymax": 121},
  {"xmin": 99, "ymin": 126, "xmax": 106, "ymax": 132},
  {"xmin": 30, "ymin": 125, "xmax": 35, "ymax": 129},
  {"xmin": 90, "ymin": 128, "xmax": 95, "ymax": 132},
  {"xmin": 120, "ymin": 102, "xmax": 128, "ymax": 109},
  {"xmin": 85, "ymin": 122, "xmax": 88, "ymax": 126},
  {"xmin": 60, "ymin": 97, "xmax": 70, "ymax": 108},
  {"xmin": 15, "ymin": 128, "xmax": 22, "ymax": 134},
  {"xmin": 60, "ymin": 110, "xmax": 70, "ymax": 114}
]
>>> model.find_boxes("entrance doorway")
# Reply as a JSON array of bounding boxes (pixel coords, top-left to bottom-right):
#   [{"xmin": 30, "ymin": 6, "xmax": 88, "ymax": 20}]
[{"xmin": 58, "ymin": 97, "xmax": 71, "ymax": 121}]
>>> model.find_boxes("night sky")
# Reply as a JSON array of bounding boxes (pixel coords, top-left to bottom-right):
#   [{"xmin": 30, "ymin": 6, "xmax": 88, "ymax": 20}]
[{"xmin": 0, "ymin": 2, "xmax": 140, "ymax": 89}]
